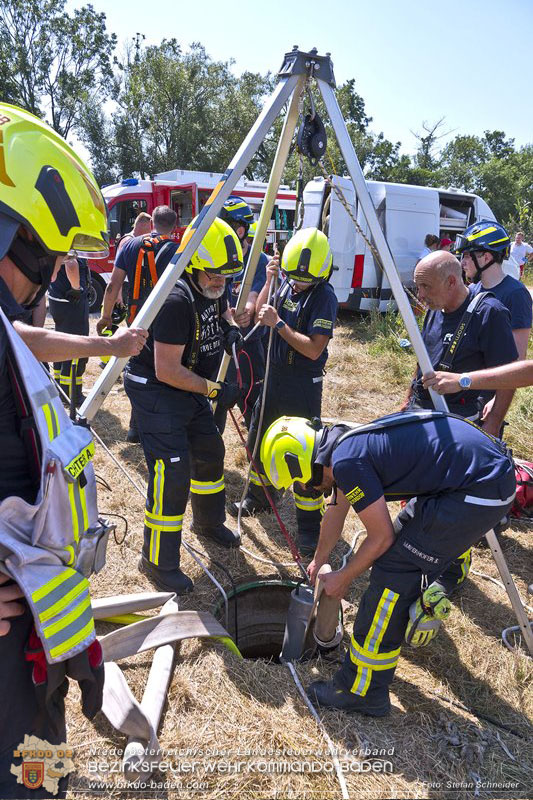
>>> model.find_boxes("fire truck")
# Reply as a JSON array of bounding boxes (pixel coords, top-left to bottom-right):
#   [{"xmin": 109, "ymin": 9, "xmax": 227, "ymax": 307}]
[{"xmin": 87, "ymin": 169, "xmax": 296, "ymax": 312}]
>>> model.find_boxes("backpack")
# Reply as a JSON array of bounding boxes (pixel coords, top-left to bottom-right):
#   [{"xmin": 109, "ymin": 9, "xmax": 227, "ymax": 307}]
[
  {"xmin": 127, "ymin": 234, "xmax": 176, "ymax": 324},
  {"xmin": 510, "ymin": 459, "xmax": 533, "ymax": 519}
]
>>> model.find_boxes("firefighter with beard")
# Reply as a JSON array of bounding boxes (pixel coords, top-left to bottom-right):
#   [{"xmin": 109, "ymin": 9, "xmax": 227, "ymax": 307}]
[
  {"xmin": 124, "ymin": 217, "xmax": 245, "ymax": 595},
  {"xmin": 229, "ymin": 228, "xmax": 338, "ymax": 556}
]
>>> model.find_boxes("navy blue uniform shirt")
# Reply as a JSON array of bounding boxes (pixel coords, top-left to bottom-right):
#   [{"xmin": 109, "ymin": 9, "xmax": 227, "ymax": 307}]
[
  {"xmin": 469, "ymin": 276, "xmax": 532, "ymax": 331},
  {"xmin": 412, "ymin": 293, "xmax": 518, "ymax": 416},
  {"xmin": 332, "ymin": 415, "xmax": 512, "ymax": 514},
  {"xmin": 272, "ymin": 279, "xmax": 338, "ymax": 375},
  {"xmin": 115, "ymin": 234, "xmax": 178, "ymax": 283}
]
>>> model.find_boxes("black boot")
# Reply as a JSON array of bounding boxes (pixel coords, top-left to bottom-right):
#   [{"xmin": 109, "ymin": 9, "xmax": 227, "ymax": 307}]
[
  {"xmin": 307, "ymin": 676, "xmax": 390, "ymax": 717},
  {"xmin": 191, "ymin": 523, "xmax": 240, "ymax": 549},
  {"xmin": 297, "ymin": 532, "xmax": 319, "ymax": 557},
  {"xmin": 138, "ymin": 556, "xmax": 193, "ymax": 595},
  {"xmin": 228, "ymin": 496, "xmax": 269, "ymax": 518}
]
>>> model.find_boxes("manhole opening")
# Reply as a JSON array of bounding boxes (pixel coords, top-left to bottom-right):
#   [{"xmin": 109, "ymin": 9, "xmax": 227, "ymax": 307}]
[{"xmin": 214, "ymin": 580, "xmax": 315, "ymax": 662}]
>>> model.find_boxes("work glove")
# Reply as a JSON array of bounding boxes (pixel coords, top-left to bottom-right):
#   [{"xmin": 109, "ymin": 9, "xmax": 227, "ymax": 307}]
[
  {"xmin": 65, "ymin": 287, "xmax": 83, "ymax": 304},
  {"xmin": 205, "ymin": 379, "xmax": 243, "ymax": 409},
  {"xmin": 404, "ymin": 582, "xmax": 451, "ymax": 647},
  {"xmin": 223, "ymin": 325, "xmax": 245, "ymax": 356}
]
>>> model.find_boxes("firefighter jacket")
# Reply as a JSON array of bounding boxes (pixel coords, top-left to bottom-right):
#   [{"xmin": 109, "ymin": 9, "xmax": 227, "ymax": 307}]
[{"xmin": 0, "ymin": 306, "xmax": 106, "ymax": 664}]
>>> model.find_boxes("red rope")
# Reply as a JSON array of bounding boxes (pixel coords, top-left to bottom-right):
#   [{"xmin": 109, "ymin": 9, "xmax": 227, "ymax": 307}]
[{"xmin": 228, "ymin": 408, "xmax": 309, "ymax": 580}]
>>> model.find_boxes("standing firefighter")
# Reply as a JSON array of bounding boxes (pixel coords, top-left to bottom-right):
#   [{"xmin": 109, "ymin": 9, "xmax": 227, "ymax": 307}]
[
  {"xmin": 230, "ymin": 227, "xmax": 338, "ymax": 556},
  {"xmin": 261, "ymin": 411, "xmax": 515, "ymax": 716},
  {"xmin": 48, "ymin": 255, "xmax": 90, "ymax": 404},
  {"xmin": 124, "ymin": 217, "xmax": 245, "ymax": 595},
  {"xmin": 0, "ymin": 103, "xmax": 146, "ymax": 797}
]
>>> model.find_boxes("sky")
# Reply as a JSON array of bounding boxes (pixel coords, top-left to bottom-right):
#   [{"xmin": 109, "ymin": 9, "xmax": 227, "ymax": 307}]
[{"xmin": 67, "ymin": 0, "xmax": 533, "ymax": 157}]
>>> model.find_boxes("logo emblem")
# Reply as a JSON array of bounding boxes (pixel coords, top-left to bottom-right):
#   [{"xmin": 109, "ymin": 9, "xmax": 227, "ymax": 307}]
[{"xmin": 22, "ymin": 762, "xmax": 44, "ymax": 789}]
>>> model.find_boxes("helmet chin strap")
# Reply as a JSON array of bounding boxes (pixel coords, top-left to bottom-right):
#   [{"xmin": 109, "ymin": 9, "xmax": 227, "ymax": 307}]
[
  {"xmin": 471, "ymin": 251, "xmax": 495, "ymax": 282},
  {"xmin": 8, "ymin": 235, "xmax": 56, "ymax": 310}
]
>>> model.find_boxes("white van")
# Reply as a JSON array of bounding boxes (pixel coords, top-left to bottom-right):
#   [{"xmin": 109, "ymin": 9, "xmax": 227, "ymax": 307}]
[{"xmin": 301, "ymin": 176, "xmax": 513, "ymax": 311}]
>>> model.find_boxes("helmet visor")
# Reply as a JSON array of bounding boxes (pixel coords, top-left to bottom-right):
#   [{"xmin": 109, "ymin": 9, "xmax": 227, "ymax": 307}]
[
  {"xmin": 70, "ymin": 232, "xmax": 109, "ymax": 260},
  {"xmin": 453, "ymin": 233, "xmax": 470, "ymax": 254}
]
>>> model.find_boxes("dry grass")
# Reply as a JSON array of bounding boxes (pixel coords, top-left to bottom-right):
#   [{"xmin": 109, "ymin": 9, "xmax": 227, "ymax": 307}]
[{"xmin": 61, "ymin": 312, "xmax": 532, "ymax": 800}]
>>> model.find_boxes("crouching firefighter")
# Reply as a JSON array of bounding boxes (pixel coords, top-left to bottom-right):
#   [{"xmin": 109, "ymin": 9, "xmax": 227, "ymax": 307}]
[
  {"xmin": 230, "ymin": 228, "xmax": 338, "ymax": 556},
  {"xmin": 260, "ymin": 410, "xmax": 515, "ymax": 716},
  {"xmin": 0, "ymin": 103, "xmax": 121, "ymax": 797},
  {"xmin": 124, "ymin": 217, "xmax": 245, "ymax": 596}
]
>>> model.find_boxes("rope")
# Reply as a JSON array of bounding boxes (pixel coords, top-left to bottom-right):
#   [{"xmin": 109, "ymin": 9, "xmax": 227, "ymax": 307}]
[
  {"xmin": 315, "ymin": 160, "xmax": 427, "ymax": 315},
  {"xmin": 286, "ymin": 661, "xmax": 350, "ymax": 800}
]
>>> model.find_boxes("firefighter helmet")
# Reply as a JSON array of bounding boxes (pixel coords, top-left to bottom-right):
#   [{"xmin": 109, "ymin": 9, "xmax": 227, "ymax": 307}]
[
  {"xmin": 0, "ymin": 103, "xmax": 109, "ymax": 270},
  {"xmin": 219, "ymin": 196, "xmax": 254, "ymax": 235},
  {"xmin": 454, "ymin": 220, "xmax": 511, "ymax": 260},
  {"xmin": 281, "ymin": 227, "xmax": 332, "ymax": 284},
  {"xmin": 185, "ymin": 217, "xmax": 243, "ymax": 276},
  {"xmin": 260, "ymin": 416, "xmax": 322, "ymax": 490}
]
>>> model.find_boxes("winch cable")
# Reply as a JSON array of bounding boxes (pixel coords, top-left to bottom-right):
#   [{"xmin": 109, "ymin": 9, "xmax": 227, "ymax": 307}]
[
  {"xmin": 229, "ymin": 408, "xmax": 309, "ymax": 584},
  {"xmin": 43, "ymin": 363, "xmax": 231, "ymax": 610},
  {"xmin": 286, "ymin": 661, "xmax": 350, "ymax": 800},
  {"xmin": 315, "ymin": 158, "xmax": 427, "ymax": 316}
]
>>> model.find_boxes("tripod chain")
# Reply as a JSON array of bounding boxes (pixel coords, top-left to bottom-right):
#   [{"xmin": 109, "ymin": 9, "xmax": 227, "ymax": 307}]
[{"xmin": 316, "ymin": 159, "xmax": 426, "ymax": 314}]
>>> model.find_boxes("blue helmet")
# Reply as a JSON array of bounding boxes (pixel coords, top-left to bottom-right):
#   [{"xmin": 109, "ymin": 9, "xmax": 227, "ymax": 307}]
[
  {"xmin": 219, "ymin": 196, "xmax": 254, "ymax": 236},
  {"xmin": 454, "ymin": 220, "xmax": 511, "ymax": 260}
]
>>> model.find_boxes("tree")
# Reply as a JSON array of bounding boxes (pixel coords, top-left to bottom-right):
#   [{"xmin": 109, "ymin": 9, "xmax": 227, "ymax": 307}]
[{"xmin": 0, "ymin": 0, "xmax": 116, "ymax": 138}]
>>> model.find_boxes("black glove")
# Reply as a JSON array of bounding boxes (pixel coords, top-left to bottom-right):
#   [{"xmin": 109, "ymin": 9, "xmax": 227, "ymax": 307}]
[
  {"xmin": 206, "ymin": 380, "xmax": 243, "ymax": 409},
  {"xmin": 222, "ymin": 322, "xmax": 245, "ymax": 356},
  {"xmin": 65, "ymin": 287, "xmax": 83, "ymax": 304}
]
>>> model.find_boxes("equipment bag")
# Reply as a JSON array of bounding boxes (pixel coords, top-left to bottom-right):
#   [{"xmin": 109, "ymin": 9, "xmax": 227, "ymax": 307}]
[{"xmin": 510, "ymin": 459, "xmax": 533, "ymax": 519}]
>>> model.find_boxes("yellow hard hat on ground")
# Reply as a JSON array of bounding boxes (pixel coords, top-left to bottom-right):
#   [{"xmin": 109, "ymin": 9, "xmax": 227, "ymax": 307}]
[
  {"xmin": 0, "ymin": 103, "xmax": 109, "ymax": 263},
  {"xmin": 260, "ymin": 416, "xmax": 321, "ymax": 490},
  {"xmin": 281, "ymin": 227, "xmax": 332, "ymax": 284},
  {"xmin": 185, "ymin": 217, "xmax": 243, "ymax": 277}
]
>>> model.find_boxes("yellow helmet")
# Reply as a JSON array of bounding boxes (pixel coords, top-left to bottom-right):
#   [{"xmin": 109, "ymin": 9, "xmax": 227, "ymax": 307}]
[
  {"xmin": 0, "ymin": 103, "xmax": 109, "ymax": 265},
  {"xmin": 260, "ymin": 416, "xmax": 321, "ymax": 490},
  {"xmin": 185, "ymin": 217, "xmax": 243, "ymax": 276},
  {"xmin": 281, "ymin": 227, "xmax": 332, "ymax": 284}
]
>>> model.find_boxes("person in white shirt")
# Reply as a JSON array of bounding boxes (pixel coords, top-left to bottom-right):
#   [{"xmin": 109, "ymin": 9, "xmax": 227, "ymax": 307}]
[{"xmin": 510, "ymin": 231, "xmax": 533, "ymax": 278}]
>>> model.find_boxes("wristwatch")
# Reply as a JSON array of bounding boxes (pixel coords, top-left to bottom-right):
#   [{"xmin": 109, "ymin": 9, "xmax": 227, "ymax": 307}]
[
  {"xmin": 275, "ymin": 319, "xmax": 286, "ymax": 331},
  {"xmin": 459, "ymin": 374, "xmax": 472, "ymax": 389}
]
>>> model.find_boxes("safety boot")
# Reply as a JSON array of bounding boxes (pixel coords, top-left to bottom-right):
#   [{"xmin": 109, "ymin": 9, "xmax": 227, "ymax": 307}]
[
  {"xmin": 297, "ymin": 532, "xmax": 319, "ymax": 557},
  {"xmin": 191, "ymin": 523, "xmax": 241, "ymax": 549},
  {"xmin": 138, "ymin": 557, "xmax": 193, "ymax": 595},
  {"xmin": 126, "ymin": 428, "xmax": 140, "ymax": 444},
  {"xmin": 307, "ymin": 676, "xmax": 390, "ymax": 717}
]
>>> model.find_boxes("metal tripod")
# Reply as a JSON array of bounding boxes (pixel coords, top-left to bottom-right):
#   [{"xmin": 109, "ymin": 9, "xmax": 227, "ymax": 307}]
[{"xmin": 81, "ymin": 47, "xmax": 532, "ymax": 655}]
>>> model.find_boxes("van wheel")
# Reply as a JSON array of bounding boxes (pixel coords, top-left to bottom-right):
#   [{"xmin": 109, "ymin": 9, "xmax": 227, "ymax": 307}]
[{"xmin": 88, "ymin": 273, "xmax": 105, "ymax": 314}]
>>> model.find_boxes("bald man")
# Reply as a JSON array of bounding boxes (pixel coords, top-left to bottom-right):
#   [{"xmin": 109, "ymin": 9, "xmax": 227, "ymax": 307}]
[{"xmin": 402, "ymin": 251, "xmax": 518, "ymax": 434}]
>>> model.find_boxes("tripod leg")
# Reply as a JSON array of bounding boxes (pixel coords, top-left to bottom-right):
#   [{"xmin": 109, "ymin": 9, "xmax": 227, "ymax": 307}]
[
  {"xmin": 485, "ymin": 528, "xmax": 533, "ymax": 655},
  {"xmin": 317, "ymin": 79, "xmax": 443, "ymax": 405},
  {"xmin": 216, "ymin": 75, "xmax": 306, "ymax": 387},
  {"xmin": 81, "ymin": 74, "xmax": 301, "ymax": 423}
]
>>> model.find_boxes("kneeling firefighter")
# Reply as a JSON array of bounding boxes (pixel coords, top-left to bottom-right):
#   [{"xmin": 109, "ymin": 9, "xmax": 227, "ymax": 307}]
[
  {"xmin": 0, "ymin": 103, "xmax": 141, "ymax": 797},
  {"xmin": 230, "ymin": 228, "xmax": 338, "ymax": 556},
  {"xmin": 261, "ymin": 411, "xmax": 515, "ymax": 716},
  {"xmin": 124, "ymin": 217, "xmax": 245, "ymax": 595}
]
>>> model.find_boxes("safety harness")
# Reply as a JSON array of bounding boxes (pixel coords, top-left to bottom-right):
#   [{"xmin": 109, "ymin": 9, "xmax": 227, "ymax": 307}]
[
  {"xmin": 175, "ymin": 278, "xmax": 221, "ymax": 371},
  {"xmin": 0, "ymin": 306, "xmax": 109, "ymax": 664},
  {"xmin": 432, "ymin": 291, "xmax": 490, "ymax": 371},
  {"xmin": 127, "ymin": 235, "xmax": 176, "ymax": 324},
  {"xmin": 275, "ymin": 279, "xmax": 318, "ymax": 366}
]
